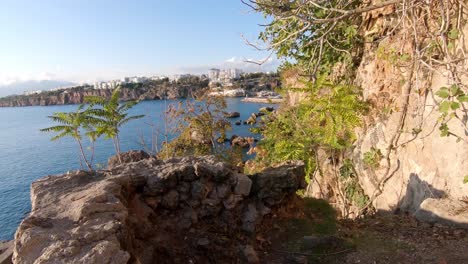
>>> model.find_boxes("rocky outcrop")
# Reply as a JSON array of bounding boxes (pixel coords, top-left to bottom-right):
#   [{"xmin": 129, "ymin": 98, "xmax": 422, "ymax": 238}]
[
  {"xmin": 414, "ymin": 198, "xmax": 468, "ymax": 229},
  {"xmin": 13, "ymin": 153, "xmax": 305, "ymax": 263},
  {"xmin": 107, "ymin": 150, "xmax": 151, "ymax": 170},
  {"xmin": 350, "ymin": 12, "xmax": 468, "ymax": 215},
  {"xmin": 223, "ymin": 111, "xmax": 240, "ymax": 118},
  {"xmin": 230, "ymin": 135, "xmax": 253, "ymax": 149},
  {"xmin": 0, "ymin": 82, "xmax": 206, "ymax": 107}
]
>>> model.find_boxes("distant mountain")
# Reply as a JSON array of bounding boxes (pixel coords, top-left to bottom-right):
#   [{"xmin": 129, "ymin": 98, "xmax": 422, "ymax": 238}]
[{"xmin": 0, "ymin": 80, "xmax": 77, "ymax": 97}]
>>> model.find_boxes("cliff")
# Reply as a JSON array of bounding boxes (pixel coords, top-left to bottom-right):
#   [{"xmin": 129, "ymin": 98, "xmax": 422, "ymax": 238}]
[
  {"xmin": 307, "ymin": 3, "xmax": 468, "ymax": 224},
  {"xmin": 13, "ymin": 152, "xmax": 305, "ymax": 263},
  {"xmin": 0, "ymin": 81, "xmax": 207, "ymax": 107}
]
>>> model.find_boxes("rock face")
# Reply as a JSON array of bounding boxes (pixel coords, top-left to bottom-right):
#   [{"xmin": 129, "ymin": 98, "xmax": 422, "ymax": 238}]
[
  {"xmin": 0, "ymin": 82, "xmax": 206, "ymax": 107},
  {"xmin": 304, "ymin": 6, "xmax": 468, "ymax": 225},
  {"xmin": 414, "ymin": 198, "xmax": 468, "ymax": 229},
  {"xmin": 350, "ymin": 14, "xmax": 468, "ymax": 215},
  {"xmin": 223, "ymin": 111, "xmax": 240, "ymax": 118},
  {"xmin": 107, "ymin": 150, "xmax": 151, "ymax": 169},
  {"xmin": 13, "ymin": 153, "xmax": 305, "ymax": 263}
]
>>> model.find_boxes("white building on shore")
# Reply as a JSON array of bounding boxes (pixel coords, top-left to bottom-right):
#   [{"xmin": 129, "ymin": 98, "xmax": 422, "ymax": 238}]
[{"xmin": 208, "ymin": 68, "xmax": 243, "ymax": 84}]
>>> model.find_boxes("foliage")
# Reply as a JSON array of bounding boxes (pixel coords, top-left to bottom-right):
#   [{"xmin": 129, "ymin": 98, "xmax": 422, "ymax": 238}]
[
  {"xmin": 158, "ymin": 94, "xmax": 241, "ymax": 165},
  {"xmin": 40, "ymin": 105, "xmax": 101, "ymax": 171},
  {"xmin": 464, "ymin": 175, "xmax": 468, "ymax": 184},
  {"xmin": 254, "ymin": 0, "xmax": 363, "ymax": 80},
  {"xmin": 253, "ymin": 74, "xmax": 367, "ymax": 181},
  {"xmin": 85, "ymin": 88, "xmax": 144, "ymax": 160},
  {"xmin": 435, "ymin": 84, "xmax": 467, "ymax": 139},
  {"xmin": 340, "ymin": 159, "xmax": 369, "ymax": 208},
  {"xmin": 363, "ymin": 147, "xmax": 383, "ymax": 169}
]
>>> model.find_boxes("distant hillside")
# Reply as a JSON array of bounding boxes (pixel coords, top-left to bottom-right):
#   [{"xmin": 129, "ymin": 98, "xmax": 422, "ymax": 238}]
[
  {"xmin": 0, "ymin": 80, "xmax": 77, "ymax": 97},
  {"xmin": 0, "ymin": 79, "xmax": 209, "ymax": 107}
]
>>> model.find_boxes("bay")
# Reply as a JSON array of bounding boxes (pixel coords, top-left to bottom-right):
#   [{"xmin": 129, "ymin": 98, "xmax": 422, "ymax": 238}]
[{"xmin": 0, "ymin": 97, "xmax": 270, "ymax": 240}]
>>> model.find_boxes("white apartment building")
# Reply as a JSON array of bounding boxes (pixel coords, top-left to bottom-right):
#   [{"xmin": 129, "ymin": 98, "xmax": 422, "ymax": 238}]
[{"xmin": 208, "ymin": 68, "xmax": 243, "ymax": 83}]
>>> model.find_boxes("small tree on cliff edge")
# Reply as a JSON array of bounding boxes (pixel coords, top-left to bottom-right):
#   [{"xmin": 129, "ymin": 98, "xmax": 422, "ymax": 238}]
[
  {"xmin": 85, "ymin": 88, "xmax": 144, "ymax": 162},
  {"xmin": 40, "ymin": 105, "xmax": 101, "ymax": 171}
]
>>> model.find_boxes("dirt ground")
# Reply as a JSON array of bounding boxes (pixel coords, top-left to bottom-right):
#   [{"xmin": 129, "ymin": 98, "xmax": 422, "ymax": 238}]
[{"xmin": 258, "ymin": 197, "xmax": 468, "ymax": 264}]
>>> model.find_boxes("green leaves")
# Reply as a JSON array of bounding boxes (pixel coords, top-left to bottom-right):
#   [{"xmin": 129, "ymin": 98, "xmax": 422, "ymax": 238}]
[
  {"xmin": 435, "ymin": 87, "xmax": 450, "ymax": 99},
  {"xmin": 464, "ymin": 175, "xmax": 468, "ymax": 184},
  {"xmin": 439, "ymin": 123, "xmax": 450, "ymax": 137},
  {"xmin": 448, "ymin": 28, "xmax": 459, "ymax": 39},
  {"xmin": 435, "ymin": 84, "xmax": 466, "ymax": 139}
]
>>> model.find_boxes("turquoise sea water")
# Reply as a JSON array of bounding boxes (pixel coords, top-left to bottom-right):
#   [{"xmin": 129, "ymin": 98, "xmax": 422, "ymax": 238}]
[{"xmin": 0, "ymin": 98, "xmax": 270, "ymax": 240}]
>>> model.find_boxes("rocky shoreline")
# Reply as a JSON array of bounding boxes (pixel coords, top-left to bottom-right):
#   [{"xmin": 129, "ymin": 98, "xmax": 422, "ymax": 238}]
[
  {"xmin": 0, "ymin": 82, "xmax": 206, "ymax": 107},
  {"xmin": 12, "ymin": 152, "xmax": 305, "ymax": 263}
]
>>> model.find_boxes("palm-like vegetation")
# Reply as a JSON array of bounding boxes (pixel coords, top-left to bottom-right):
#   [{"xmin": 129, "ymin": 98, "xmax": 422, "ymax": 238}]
[
  {"xmin": 40, "ymin": 105, "xmax": 100, "ymax": 171},
  {"xmin": 85, "ymin": 88, "xmax": 144, "ymax": 162}
]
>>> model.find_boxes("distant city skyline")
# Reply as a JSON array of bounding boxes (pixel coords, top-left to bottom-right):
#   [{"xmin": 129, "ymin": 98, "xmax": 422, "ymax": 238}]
[{"xmin": 0, "ymin": 0, "xmax": 278, "ymax": 94}]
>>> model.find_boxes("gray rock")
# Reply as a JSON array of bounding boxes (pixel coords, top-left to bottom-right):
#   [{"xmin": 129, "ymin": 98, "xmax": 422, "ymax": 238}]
[
  {"xmin": 161, "ymin": 190, "xmax": 179, "ymax": 209},
  {"xmin": 251, "ymin": 161, "xmax": 305, "ymax": 205},
  {"xmin": 259, "ymin": 107, "xmax": 274, "ymax": 112},
  {"xmin": 414, "ymin": 198, "xmax": 468, "ymax": 229},
  {"xmin": 242, "ymin": 203, "xmax": 259, "ymax": 233},
  {"xmin": 107, "ymin": 150, "xmax": 151, "ymax": 169},
  {"xmin": 216, "ymin": 184, "xmax": 231, "ymax": 199},
  {"xmin": 191, "ymin": 180, "xmax": 209, "ymax": 201},
  {"xmin": 224, "ymin": 111, "xmax": 240, "ymax": 118},
  {"xmin": 194, "ymin": 161, "xmax": 231, "ymax": 183},
  {"xmin": 234, "ymin": 174, "xmax": 252, "ymax": 196},
  {"xmin": 242, "ymin": 245, "xmax": 260, "ymax": 264},
  {"xmin": 223, "ymin": 194, "xmax": 243, "ymax": 210}
]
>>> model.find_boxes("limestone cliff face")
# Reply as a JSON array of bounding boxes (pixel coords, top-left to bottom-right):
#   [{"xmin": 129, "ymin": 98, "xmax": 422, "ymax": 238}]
[
  {"xmin": 0, "ymin": 83, "xmax": 203, "ymax": 107},
  {"xmin": 352, "ymin": 12, "xmax": 468, "ymax": 213},
  {"xmin": 13, "ymin": 153, "xmax": 305, "ymax": 263}
]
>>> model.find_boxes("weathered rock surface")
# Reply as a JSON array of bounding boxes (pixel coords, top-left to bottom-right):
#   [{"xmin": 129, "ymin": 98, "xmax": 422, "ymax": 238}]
[
  {"xmin": 414, "ymin": 198, "xmax": 468, "ymax": 229},
  {"xmin": 13, "ymin": 152, "xmax": 305, "ymax": 263},
  {"xmin": 245, "ymin": 113, "xmax": 257, "ymax": 125},
  {"xmin": 230, "ymin": 135, "xmax": 253, "ymax": 148},
  {"xmin": 305, "ymin": 6, "xmax": 468, "ymax": 226},
  {"xmin": 223, "ymin": 111, "xmax": 240, "ymax": 118},
  {"xmin": 107, "ymin": 150, "xmax": 151, "ymax": 169}
]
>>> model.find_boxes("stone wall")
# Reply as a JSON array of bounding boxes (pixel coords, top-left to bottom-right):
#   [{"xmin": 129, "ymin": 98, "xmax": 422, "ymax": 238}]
[{"xmin": 13, "ymin": 154, "xmax": 305, "ymax": 263}]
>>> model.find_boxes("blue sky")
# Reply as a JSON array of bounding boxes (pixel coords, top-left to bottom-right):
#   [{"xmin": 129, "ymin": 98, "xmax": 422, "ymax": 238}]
[{"xmin": 0, "ymin": 0, "xmax": 276, "ymax": 86}]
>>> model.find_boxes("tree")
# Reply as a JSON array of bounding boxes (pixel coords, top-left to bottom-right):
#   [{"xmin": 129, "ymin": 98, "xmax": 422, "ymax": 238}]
[
  {"xmin": 85, "ymin": 88, "xmax": 144, "ymax": 162},
  {"xmin": 40, "ymin": 105, "xmax": 100, "ymax": 171},
  {"xmin": 159, "ymin": 93, "xmax": 234, "ymax": 161}
]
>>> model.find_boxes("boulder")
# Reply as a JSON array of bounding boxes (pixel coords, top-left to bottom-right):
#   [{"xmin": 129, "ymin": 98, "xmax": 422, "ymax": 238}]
[
  {"xmin": 259, "ymin": 107, "xmax": 274, "ymax": 112},
  {"xmin": 235, "ymin": 120, "xmax": 242, "ymax": 126},
  {"xmin": 224, "ymin": 111, "xmax": 240, "ymax": 118},
  {"xmin": 231, "ymin": 135, "xmax": 252, "ymax": 148},
  {"xmin": 245, "ymin": 113, "xmax": 257, "ymax": 125},
  {"xmin": 234, "ymin": 173, "xmax": 253, "ymax": 196},
  {"xmin": 414, "ymin": 198, "xmax": 468, "ymax": 229},
  {"xmin": 107, "ymin": 150, "xmax": 151, "ymax": 169}
]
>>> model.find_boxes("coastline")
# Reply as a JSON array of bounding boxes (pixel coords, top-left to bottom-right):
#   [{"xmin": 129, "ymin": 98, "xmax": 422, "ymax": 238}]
[{"xmin": 241, "ymin": 97, "xmax": 283, "ymax": 104}]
